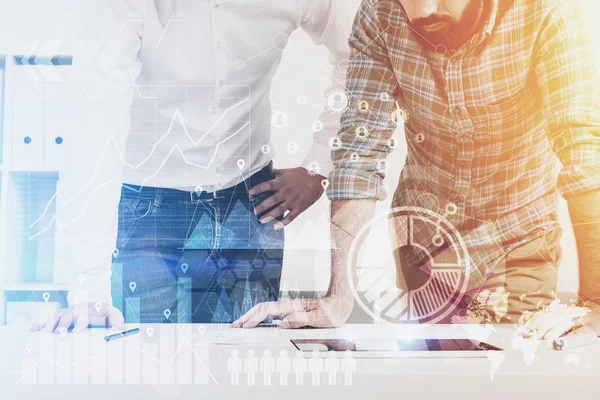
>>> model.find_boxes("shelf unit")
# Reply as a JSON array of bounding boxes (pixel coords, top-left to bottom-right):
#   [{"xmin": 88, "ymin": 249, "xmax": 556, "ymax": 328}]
[{"xmin": 0, "ymin": 55, "xmax": 73, "ymax": 325}]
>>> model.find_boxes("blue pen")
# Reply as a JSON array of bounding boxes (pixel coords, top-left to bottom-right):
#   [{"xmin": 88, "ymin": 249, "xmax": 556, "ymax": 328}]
[{"xmin": 104, "ymin": 328, "xmax": 140, "ymax": 342}]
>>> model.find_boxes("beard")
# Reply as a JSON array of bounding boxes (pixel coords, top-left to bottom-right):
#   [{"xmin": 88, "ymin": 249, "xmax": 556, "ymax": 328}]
[{"xmin": 409, "ymin": 0, "xmax": 486, "ymax": 50}]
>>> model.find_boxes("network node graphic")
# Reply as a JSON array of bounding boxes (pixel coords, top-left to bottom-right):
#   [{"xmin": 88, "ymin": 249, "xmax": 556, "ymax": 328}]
[{"xmin": 325, "ymin": 89, "xmax": 349, "ymax": 114}]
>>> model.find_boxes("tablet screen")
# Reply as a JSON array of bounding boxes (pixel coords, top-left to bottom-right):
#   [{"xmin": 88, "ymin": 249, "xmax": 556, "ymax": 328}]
[{"xmin": 291, "ymin": 339, "xmax": 502, "ymax": 352}]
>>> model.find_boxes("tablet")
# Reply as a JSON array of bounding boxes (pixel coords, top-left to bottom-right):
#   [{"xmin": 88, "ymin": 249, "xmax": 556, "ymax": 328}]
[{"xmin": 291, "ymin": 338, "xmax": 503, "ymax": 358}]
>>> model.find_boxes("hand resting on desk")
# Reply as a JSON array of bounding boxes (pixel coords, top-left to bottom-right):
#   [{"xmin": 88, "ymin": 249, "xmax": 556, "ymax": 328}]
[{"xmin": 30, "ymin": 302, "xmax": 124, "ymax": 334}]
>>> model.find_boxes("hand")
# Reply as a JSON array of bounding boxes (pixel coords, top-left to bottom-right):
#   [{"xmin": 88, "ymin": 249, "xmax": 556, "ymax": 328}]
[
  {"xmin": 250, "ymin": 167, "xmax": 325, "ymax": 230},
  {"xmin": 30, "ymin": 302, "xmax": 124, "ymax": 334},
  {"xmin": 521, "ymin": 299, "xmax": 600, "ymax": 340},
  {"xmin": 231, "ymin": 296, "xmax": 354, "ymax": 329}
]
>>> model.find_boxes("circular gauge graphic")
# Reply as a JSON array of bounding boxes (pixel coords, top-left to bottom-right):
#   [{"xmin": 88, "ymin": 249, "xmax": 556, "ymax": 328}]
[{"xmin": 348, "ymin": 206, "xmax": 470, "ymax": 324}]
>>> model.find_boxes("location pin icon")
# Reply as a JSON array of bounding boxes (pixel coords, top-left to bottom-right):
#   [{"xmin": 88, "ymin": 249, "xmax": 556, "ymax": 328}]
[
  {"xmin": 60, "ymin": 327, "xmax": 67, "ymax": 337},
  {"xmin": 95, "ymin": 302, "xmax": 102, "ymax": 313},
  {"xmin": 181, "ymin": 263, "xmax": 189, "ymax": 274},
  {"xmin": 321, "ymin": 179, "xmax": 329, "ymax": 191},
  {"xmin": 237, "ymin": 159, "xmax": 245, "ymax": 170},
  {"xmin": 146, "ymin": 327, "xmax": 154, "ymax": 338},
  {"xmin": 198, "ymin": 326, "xmax": 206, "ymax": 335},
  {"xmin": 77, "ymin": 274, "xmax": 84, "ymax": 284},
  {"xmin": 129, "ymin": 281, "xmax": 137, "ymax": 292},
  {"xmin": 25, "ymin": 344, "xmax": 33, "ymax": 353},
  {"xmin": 43, "ymin": 292, "xmax": 50, "ymax": 303},
  {"xmin": 164, "ymin": 309, "xmax": 171, "ymax": 320},
  {"xmin": 113, "ymin": 248, "xmax": 120, "ymax": 258},
  {"xmin": 194, "ymin": 186, "xmax": 203, "ymax": 196}
]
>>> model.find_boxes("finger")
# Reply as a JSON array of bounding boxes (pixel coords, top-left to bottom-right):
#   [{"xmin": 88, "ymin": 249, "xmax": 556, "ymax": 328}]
[
  {"xmin": 533, "ymin": 315, "xmax": 572, "ymax": 340},
  {"xmin": 249, "ymin": 180, "xmax": 276, "ymax": 196},
  {"xmin": 72, "ymin": 311, "xmax": 90, "ymax": 334},
  {"xmin": 232, "ymin": 303, "xmax": 268, "ymax": 328},
  {"xmin": 107, "ymin": 308, "xmax": 125, "ymax": 331},
  {"xmin": 543, "ymin": 319, "xmax": 575, "ymax": 341},
  {"xmin": 41, "ymin": 312, "xmax": 63, "ymax": 333},
  {"xmin": 242, "ymin": 303, "xmax": 279, "ymax": 329},
  {"xmin": 259, "ymin": 204, "xmax": 289, "ymax": 225},
  {"xmin": 274, "ymin": 210, "xmax": 299, "ymax": 230},
  {"xmin": 281, "ymin": 308, "xmax": 333, "ymax": 329},
  {"xmin": 523, "ymin": 312, "xmax": 555, "ymax": 338},
  {"xmin": 54, "ymin": 309, "xmax": 74, "ymax": 334},
  {"xmin": 254, "ymin": 194, "xmax": 282, "ymax": 217},
  {"xmin": 239, "ymin": 301, "xmax": 302, "ymax": 329},
  {"xmin": 281, "ymin": 311, "xmax": 312, "ymax": 329}
]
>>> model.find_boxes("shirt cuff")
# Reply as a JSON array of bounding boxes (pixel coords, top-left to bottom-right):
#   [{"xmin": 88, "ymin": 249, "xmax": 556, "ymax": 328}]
[
  {"xmin": 326, "ymin": 167, "xmax": 387, "ymax": 201},
  {"xmin": 557, "ymin": 165, "xmax": 600, "ymax": 197}
]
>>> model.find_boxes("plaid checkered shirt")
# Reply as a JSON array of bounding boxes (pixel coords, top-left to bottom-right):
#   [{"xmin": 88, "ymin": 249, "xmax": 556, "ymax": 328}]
[{"xmin": 326, "ymin": 0, "xmax": 600, "ymax": 286}]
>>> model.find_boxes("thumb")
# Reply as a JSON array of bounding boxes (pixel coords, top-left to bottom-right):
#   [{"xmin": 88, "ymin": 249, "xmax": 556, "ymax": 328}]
[
  {"xmin": 281, "ymin": 309, "xmax": 329, "ymax": 329},
  {"xmin": 107, "ymin": 307, "xmax": 125, "ymax": 331}
]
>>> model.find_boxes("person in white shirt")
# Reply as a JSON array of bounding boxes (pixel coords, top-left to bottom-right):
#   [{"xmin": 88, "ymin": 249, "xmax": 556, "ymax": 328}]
[{"xmin": 31, "ymin": 0, "xmax": 355, "ymax": 332}]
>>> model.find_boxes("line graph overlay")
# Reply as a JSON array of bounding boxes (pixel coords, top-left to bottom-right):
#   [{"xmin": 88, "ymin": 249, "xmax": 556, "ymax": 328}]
[
  {"xmin": 21, "ymin": 85, "xmax": 251, "ymax": 240},
  {"xmin": 17, "ymin": 327, "xmax": 217, "ymax": 385}
]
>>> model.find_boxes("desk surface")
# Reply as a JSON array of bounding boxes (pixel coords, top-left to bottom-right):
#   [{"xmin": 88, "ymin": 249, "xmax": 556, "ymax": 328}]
[{"xmin": 0, "ymin": 323, "xmax": 598, "ymax": 400}]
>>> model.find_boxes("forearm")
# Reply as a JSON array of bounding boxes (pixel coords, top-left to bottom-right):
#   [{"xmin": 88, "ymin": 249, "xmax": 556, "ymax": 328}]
[
  {"xmin": 328, "ymin": 199, "xmax": 377, "ymax": 301},
  {"xmin": 567, "ymin": 189, "xmax": 600, "ymax": 303}
]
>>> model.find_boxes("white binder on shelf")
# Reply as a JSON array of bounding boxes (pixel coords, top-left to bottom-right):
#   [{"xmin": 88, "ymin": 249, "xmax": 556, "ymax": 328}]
[
  {"xmin": 7, "ymin": 55, "xmax": 74, "ymax": 170},
  {"xmin": 10, "ymin": 61, "xmax": 45, "ymax": 169}
]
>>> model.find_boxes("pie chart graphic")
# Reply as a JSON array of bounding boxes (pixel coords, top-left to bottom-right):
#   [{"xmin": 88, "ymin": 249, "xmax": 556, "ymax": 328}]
[{"xmin": 348, "ymin": 206, "xmax": 471, "ymax": 324}]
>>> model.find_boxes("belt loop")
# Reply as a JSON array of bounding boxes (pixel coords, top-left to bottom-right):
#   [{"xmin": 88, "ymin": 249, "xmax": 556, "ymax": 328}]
[{"xmin": 154, "ymin": 188, "xmax": 163, "ymax": 207}]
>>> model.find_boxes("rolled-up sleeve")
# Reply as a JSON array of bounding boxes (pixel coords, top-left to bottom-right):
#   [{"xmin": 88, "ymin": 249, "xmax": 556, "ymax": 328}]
[
  {"xmin": 326, "ymin": 0, "xmax": 400, "ymax": 201},
  {"xmin": 533, "ymin": 0, "xmax": 600, "ymax": 198}
]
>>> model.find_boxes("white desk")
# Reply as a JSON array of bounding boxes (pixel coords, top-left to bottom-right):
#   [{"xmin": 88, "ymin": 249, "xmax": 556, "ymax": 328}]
[{"xmin": 0, "ymin": 323, "xmax": 598, "ymax": 400}]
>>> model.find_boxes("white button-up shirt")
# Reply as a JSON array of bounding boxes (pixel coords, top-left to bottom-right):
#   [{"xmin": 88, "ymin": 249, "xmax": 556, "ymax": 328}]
[{"xmin": 58, "ymin": 0, "xmax": 353, "ymax": 305}]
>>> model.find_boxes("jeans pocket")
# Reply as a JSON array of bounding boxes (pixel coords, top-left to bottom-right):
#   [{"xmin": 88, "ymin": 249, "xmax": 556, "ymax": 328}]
[{"xmin": 118, "ymin": 196, "xmax": 154, "ymax": 224}]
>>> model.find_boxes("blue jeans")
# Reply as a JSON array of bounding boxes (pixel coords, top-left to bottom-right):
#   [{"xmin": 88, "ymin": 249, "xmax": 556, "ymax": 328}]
[{"xmin": 111, "ymin": 162, "xmax": 285, "ymax": 323}]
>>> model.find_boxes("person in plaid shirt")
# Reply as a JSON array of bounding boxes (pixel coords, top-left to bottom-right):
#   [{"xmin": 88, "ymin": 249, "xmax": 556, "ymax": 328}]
[{"xmin": 235, "ymin": 0, "xmax": 600, "ymax": 337}]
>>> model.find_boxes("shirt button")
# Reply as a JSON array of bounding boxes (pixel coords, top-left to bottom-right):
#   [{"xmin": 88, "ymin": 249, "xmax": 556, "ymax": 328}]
[{"xmin": 453, "ymin": 106, "xmax": 462, "ymax": 114}]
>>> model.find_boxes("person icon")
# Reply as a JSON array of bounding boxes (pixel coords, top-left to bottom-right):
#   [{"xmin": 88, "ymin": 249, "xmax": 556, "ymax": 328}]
[
  {"xmin": 308, "ymin": 350, "xmax": 323, "ymax": 386},
  {"xmin": 277, "ymin": 349, "xmax": 292, "ymax": 386},
  {"xmin": 329, "ymin": 137, "xmax": 341, "ymax": 150},
  {"xmin": 228, "ymin": 349, "xmax": 243, "ymax": 386},
  {"xmin": 271, "ymin": 111, "xmax": 288, "ymax": 129},
  {"xmin": 312, "ymin": 120, "xmax": 324, "ymax": 132},
  {"xmin": 324, "ymin": 351, "xmax": 340, "ymax": 386},
  {"xmin": 276, "ymin": 114, "xmax": 284, "ymax": 127},
  {"xmin": 260, "ymin": 349, "xmax": 275, "ymax": 386},
  {"xmin": 332, "ymin": 93, "xmax": 344, "ymax": 109},
  {"xmin": 341, "ymin": 350, "xmax": 356, "ymax": 386},
  {"xmin": 287, "ymin": 141, "xmax": 298, "ymax": 153},
  {"xmin": 327, "ymin": 90, "xmax": 348, "ymax": 113},
  {"xmin": 292, "ymin": 350, "xmax": 307, "ymax": 386},
  {"xmin": 244, "ymin": 349, "xmax": 259, "ymax": 386}
]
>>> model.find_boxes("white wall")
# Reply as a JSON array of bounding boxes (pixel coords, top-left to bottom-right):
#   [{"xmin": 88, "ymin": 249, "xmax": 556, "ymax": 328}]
[{"xmin": 2, "ymin": 0, "xmax": 599, "ymax": 294}]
